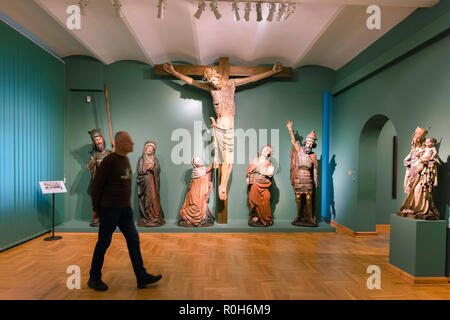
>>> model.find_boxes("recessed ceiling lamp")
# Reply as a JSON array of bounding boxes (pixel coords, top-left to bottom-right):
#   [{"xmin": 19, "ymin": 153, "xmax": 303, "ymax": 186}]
[
  {"xmin": 194, "ymin": 0, "xmax": 206, "ymax": 19},
  {"xmin": 256, "ymin": 2, "xmax": 262, "ymax": 22},
  {"xmin": 210, "ymin": 0, "xmax": 222, "ymax": 20},
  {"xmin": 284, "ymin": 3, "xmax": 296, "ymax": 20},
  {"xmin": 78, "ymin": 0, "xmax": 88, "ymax": 16},
  {"xmin": 157, "ymin": 0, "xmax": 166, "ymax": 19},
  {"xmin": 266, "ymin": 2, "xmax": 276, "ymax": 22},
  {"xmin": 232, "ymin": 0, "xmax": 240, "ymax": 21},
  {"xmin": 244, "ymin": 1, "xmax": 251, "ymax": 22},
  {"xmin": 113, "ymin": 0, "xmax": 122, "ymax": 17},
  {"xmin": 277, "ymin": 2, "xmax": 287, "ymax": 22}
]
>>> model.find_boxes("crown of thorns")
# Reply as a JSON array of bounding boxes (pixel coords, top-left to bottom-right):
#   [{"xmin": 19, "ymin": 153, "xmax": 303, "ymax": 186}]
[{"xmin": 202, "ymin": 68, "xmax": 221, "ymax": 82}]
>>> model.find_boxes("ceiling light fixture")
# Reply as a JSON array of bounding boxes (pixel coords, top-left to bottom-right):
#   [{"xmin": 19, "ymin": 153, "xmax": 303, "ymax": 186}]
[
  {"xmin": 157, "ymin": 0, "xmax": 166, "ymax": 19},
  {"xmin": 78, "ymin": 0, "xmax": 88, "ymax": 16},
  {"xmin": 277, "ymin": 3, "xmax": 287, "ymax": 22},
  {"xmin": 256, "ymin": 2, "xmax": 262, "ymax": 22},
  {"xmin": 266, "ymin": 2, "xmax": 276, "ymax": 22},
  {"xmin": 194, "ymin": 0, "xmax": 206, "ymax": 19},
  {"xmin": 113, "ymin": 0, "xmax": 122, "ymax": 17},
  {"xmin": 244, "ymin": 1, "xmax": 251, "ymax": 22},
  {"xmin": 232, "ymin": 0, "xmax": 240, "ymax": 21},
  {"xmin": 210, "ymin": 0, "xmax": 222, "ymax": 20},
  {"xmin": 284, "ymin": 3, "xmax": 296, "ymax": 20}
]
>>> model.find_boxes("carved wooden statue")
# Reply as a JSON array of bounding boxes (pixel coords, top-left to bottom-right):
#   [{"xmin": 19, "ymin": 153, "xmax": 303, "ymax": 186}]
[
  {"xmin": 247, "ymin": 145, "xmax": 275, "ymax": 227},
  {"xmin": 162, "ymin": 60, "xmax": 283, "ymax": 201},
  {"xmin": 286, "ymin": 120, "xmax": 319, "ymax": 227},
  {"xmin": 137, "ymin": 141, "xmax": 165, "ymax": 227},
  {"xmin": 87, "ymin": 129, "xmax": 111, "ymax": 227},
  {"xmin": 179, "ymin": 156, "xmax": 215, "ymax": 227},
  {"xmin": 397, "ymin": 127, "xmax": 440, "ymax": 220}
]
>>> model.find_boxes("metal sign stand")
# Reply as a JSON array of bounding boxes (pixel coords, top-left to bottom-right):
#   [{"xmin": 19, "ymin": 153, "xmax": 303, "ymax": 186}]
[{"xmin": 44, "ymin": 193, "xmax": 62, "ymax": 241}]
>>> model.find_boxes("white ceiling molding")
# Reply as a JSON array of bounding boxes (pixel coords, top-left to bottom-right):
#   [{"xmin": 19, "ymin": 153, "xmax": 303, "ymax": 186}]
[
  {"xmin": 0, "ymin": 0, "xmax": 439, "ymax": 68},
  {"xmin": 34, "ymin": 0, "xmax": 148, "ymax": 65},
  {"xmin": 206, "ymin": 0, "xmax": 438, "ymax": 7},
  {"xmin": 299, "ymin": 5, "xmax": 415, "ymax": 69},
  {"xmin": 32, "ymin": 0, "xmax": 106, "ymax": 63}
]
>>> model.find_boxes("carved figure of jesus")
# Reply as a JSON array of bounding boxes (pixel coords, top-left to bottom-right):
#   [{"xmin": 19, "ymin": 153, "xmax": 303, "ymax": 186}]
[{"xmin": 162, "ymin": 61, "xmax": 283, "ymax": 200}]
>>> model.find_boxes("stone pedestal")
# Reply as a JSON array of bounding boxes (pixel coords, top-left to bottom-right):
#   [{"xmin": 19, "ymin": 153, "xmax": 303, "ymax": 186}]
[{"xmin": 389, "ymin": 214, "xmax": 447, "ymax": 284}]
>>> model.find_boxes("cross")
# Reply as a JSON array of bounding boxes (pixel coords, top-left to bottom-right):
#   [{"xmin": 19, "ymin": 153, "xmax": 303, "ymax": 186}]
[
  {"xmin": 155, "ymin": 57, "xmax": 292, "ymax": 81},
  {"xmin": 155, "ymin": 57, "xmax": 292, "ymax": 224}
]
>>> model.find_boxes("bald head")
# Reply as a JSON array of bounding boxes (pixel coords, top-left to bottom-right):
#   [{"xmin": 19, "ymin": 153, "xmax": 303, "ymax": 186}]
[{"xmin": 114, "ymin": 131, "xmax": 134, "ymax": 155}]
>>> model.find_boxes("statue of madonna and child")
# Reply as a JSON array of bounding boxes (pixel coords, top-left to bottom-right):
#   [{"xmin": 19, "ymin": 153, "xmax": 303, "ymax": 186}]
[{"xmin": 397, "ymin": 126, "xmax": 441, "ymax": 220}]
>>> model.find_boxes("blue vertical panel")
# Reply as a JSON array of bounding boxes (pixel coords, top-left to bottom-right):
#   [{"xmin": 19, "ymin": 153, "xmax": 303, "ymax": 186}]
[
  {"xmin": 0, "ymin": 20, "xmax": 64, "ymax": 251},
  {"xmin": 321, "ymin": 92, "xmax": 332, "ymax": 221}
]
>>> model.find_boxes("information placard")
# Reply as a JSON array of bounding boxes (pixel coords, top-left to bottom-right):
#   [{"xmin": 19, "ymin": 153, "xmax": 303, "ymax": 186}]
[{"xmin": 39, "ymin": 181, "xmax": 67, "ymax": 194}]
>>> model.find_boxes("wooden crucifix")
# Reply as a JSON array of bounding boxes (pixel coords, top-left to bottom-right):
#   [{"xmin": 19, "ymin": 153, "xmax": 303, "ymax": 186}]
[{"xmin": 155, "ymin": 57, "xmax": 292, "ymax": 223}]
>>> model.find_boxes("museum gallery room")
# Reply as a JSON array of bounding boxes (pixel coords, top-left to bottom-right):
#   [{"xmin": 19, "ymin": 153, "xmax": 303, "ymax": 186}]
[{"xmin": 0, "ymin": 0, "xmax": 449, "ymax": 302}]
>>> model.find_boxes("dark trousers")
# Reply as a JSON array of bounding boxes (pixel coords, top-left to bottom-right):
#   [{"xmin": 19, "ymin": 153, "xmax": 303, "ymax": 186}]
[{"xmin": 89, "ymin": 207, "xmax": 147, "ymax": 281}]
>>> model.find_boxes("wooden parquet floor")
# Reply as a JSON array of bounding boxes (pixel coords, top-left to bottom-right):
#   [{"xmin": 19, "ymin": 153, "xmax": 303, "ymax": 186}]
[{"xmin": 0, "ymin": 229, "xmax": 449, "ymax": 300}]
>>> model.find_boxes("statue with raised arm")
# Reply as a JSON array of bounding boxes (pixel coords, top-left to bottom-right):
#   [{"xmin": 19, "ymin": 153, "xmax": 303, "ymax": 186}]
[
  {"xmin": 162, "ymin": 61, "xmax": 283, "ymax": 201},
  {"xmin": 286, "ymin": 120, "xmax": 319, "ymax": 227},
  {"xmin": 87, "ymin": 129, "xmax": 112, "ymax": 227}
]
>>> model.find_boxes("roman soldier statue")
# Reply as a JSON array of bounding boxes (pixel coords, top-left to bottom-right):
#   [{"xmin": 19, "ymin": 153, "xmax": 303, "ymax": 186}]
[
  {"xmin": 286, "ymin": 120, "xmax": 319, "ymax": 227},
  {"xmin": 87, "ymin": 129, "xmax": 112, "ymax": 227}
]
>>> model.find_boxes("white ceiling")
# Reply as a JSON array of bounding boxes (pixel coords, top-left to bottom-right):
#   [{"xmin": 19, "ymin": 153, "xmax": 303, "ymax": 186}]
[{"xmin": 0, "ymin": 0, "xmax": 439, "ymax": 70}]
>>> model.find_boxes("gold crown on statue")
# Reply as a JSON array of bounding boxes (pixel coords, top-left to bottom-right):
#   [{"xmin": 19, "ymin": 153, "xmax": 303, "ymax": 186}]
[{"xmin": 413, "ymin": 126, "xmax": 428, "ymax": 138}]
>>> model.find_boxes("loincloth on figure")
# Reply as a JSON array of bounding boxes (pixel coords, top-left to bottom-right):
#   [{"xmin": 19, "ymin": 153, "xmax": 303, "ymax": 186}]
[{"xmin": 212, "ymin": 126, "xmax": 234, "ymax": 164}]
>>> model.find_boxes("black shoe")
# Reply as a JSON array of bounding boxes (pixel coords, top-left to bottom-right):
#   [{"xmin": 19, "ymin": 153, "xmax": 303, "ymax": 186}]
[
  {"xmin": 137, "ymin": 274, "xmax": 162, "ymax": 289},
  {"xmin": 87, "ymin": 278, "xmax": 108, "ymax": 291}
]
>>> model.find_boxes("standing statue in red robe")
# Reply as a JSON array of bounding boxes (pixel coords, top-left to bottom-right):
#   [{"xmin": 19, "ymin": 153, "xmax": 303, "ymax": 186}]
[{"xmin": 246, "ymin": 145, "xmax": 275, "ymax": 227}]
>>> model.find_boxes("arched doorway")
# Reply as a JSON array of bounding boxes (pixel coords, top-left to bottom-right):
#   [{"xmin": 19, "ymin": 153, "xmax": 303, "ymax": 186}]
[{"xmin": 357, "ymin": 115, "xmax": 398, "ymax": 231}]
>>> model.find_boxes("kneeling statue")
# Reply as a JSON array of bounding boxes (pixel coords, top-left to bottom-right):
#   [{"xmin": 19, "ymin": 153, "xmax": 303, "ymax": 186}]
[{"xmin": 179, "ymin": 156, "xmax": 215, "ymax": 227}]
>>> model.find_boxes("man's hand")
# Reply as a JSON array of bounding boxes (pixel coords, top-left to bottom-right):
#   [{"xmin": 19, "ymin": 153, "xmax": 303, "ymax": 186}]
[
  {"xmin": 162, "ymin": 62, "xmax": 175, "ymax": 74},
  {"xmin": 273, "ymin": 62, "xmax": 282, "ymax": 73},
  {"xmin": 210, "ymin": 117, "xmax": 217, "ymax": 128},
  {"xmin": 286, "ymin": 120, "xmax": 293, "ymax": 131}
]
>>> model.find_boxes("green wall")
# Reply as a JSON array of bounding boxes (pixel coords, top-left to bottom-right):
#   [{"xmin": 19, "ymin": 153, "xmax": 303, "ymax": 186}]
[
  {"xmin": 0, "ymin": 20, "xmax": 65, "ymax": 251},
  {"xmin": 331, "ymin": 34, "xmax": 450, "ymax": 231},
  {"xmin": 330, "ymin": 7, "xmax": 450, "ymax": 275},
  {"xmin": 376, "ymin": 120, "xmax": 397, "ymax": 225},
  {"xmin": 63, "ymin": 56, "xmax": 335, "ymax": 224}
]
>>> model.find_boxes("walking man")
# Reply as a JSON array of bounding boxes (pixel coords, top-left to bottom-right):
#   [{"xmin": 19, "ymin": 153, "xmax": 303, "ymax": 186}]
[{"xmin": 88, "ymin": 131, "xmax": 162, "ymax": 291}]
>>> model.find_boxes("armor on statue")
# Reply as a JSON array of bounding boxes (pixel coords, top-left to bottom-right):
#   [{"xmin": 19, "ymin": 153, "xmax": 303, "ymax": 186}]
[
  {"xmin": 286, "ymin": 121, "xmax": 319, "ymax": 227},
  {"xmin": 87, "ymin": 129, "xmax": 112, "ymax": 227}
]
